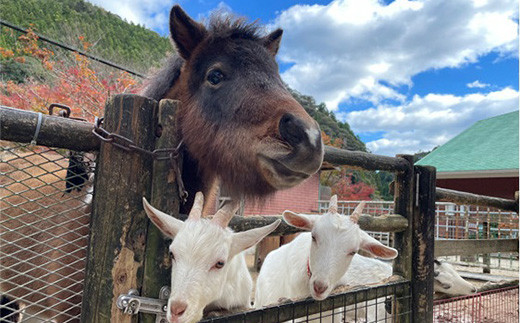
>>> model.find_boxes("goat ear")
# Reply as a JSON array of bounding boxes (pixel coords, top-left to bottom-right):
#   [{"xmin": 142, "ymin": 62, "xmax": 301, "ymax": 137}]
[
  {"xmin": 282, "ymin": 211, "xmax": 316, "ymax": 231},
  {"xmin": 169, "ymin": 5, "xmax": 207, "ymax": 60},
  {"xmin": 359, "ymin": 230, "xmax": 398, "ymax": 260},
  {"xmin": 230, "ymin": 219, "xmax": 281, "ymax": 257},
  {"xmin": 142, "ymin": 197, "xmax": 183, "ymax": 238},
  {"xmin": 263, "ymin": 28, "xmax": 283, "ymax": 56}
]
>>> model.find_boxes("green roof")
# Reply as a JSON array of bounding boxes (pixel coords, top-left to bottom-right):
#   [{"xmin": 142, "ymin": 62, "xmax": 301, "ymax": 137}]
[{"xmin": 416, "ymin": 111, "xmax": 519, "ymax": 173}]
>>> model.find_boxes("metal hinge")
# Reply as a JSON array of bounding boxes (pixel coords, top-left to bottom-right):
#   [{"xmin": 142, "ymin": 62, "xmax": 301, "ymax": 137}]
[{"xmin": 117, "ymin": 286, "xmax": 170, "ymax": 323}]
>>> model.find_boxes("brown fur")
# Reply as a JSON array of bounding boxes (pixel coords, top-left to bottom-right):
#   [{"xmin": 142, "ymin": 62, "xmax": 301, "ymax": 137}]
[{"xmin": 142, "ymin": 6, "xmax": 323, "ymax": 212}]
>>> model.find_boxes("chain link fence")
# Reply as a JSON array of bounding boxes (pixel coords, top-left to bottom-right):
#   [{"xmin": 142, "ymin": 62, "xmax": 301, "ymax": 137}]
[{"xmin": 1, "ymin": 141, "xmax": 95, "ymax": 322}]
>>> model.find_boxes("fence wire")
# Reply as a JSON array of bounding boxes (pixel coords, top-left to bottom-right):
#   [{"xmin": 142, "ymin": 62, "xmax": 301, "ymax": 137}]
[
  {"xmin": 433, "ymin": 286, "xmax": 519, "ymax": 323},
  {"xmin": 200, "ymin": 281, "xmax": 411, "ymax": 323},
  {"xmin": 0, "ymin": 142, "xmax": 95, "ymax": 322}
]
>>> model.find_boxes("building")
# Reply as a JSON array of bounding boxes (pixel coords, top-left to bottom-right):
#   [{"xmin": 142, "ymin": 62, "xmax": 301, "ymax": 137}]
[{"xmin": 416, "ymin": 111, "xmax": 519, "ymax": 199}]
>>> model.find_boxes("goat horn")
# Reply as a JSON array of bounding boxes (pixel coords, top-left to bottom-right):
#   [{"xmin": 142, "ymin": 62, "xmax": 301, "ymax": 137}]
[
  {"xmin": 350, "ymin": 201, "xmax": 366, "ymax": 224},
  {"xmin": 212, "ymin": 200, "xmax": 239, "ymax": 228},
  {"xmin": 328, "ymin": 195, "xmax": 338, "ymax": 214},
  {"xmin": 188, "ymin": 191, "xmax": 204, "ymax": 221}
]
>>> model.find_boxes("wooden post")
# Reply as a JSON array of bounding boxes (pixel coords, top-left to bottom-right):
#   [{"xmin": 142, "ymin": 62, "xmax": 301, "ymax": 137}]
[
  {"xmin": 141, "ymin": 99, "xmax": 181, "ymax": 323},
  {"xmin": 482, "ymin": 220, "xmax": 491, "ymax": 273},
  {"xmin": 254, "ymin": 237, "xmax": 280, "ymax": 271},
  {"xmin": 81, "ymin": 94, "xmax": 157, "ymax": 323},
  {"xmin": 411, "ymin": 165, "xmax": 436, "ymax": 323},
  {"xmin": 392, "ymin": 155, "xmax": 414, "ymax": 323}
]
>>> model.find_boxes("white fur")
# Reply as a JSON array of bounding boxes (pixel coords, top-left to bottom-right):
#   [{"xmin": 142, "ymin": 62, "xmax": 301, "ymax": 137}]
[
  {"xmin": 433, "ymin": 260, "xmax": 477, "ymax": 296},
  {"xmin": 254, "ymin": 197, "xmax": 398, "ymax": 312},
  {"xmin": 143, "ymin": 195, "xmax": 280, "ymax": 323}
]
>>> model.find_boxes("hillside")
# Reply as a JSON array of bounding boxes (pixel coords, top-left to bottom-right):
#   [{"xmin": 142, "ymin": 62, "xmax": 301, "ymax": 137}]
[{"xmin": 0, "ymin": 0, "xmax": 171, "ymax": 73}]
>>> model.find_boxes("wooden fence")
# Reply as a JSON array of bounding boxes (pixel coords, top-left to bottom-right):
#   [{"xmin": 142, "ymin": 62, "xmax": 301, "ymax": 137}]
[{"xmin": 1, "ymin": 94, "xmax": 518, "ymax": 323}]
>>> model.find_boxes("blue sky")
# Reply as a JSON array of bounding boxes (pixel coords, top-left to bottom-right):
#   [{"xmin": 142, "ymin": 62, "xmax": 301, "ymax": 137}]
[{"xmin": 87, "ymin": 0, "xmax": 519, "ymax": 156}]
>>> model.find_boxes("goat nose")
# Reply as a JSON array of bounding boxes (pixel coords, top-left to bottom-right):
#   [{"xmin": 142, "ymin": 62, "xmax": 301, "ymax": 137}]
[
  {"xmin": 472, "ymin": 286, "xmax": 478, "ymax": 293},
  {"xmin": 170, "ymin": 301, "xmax": 187, "ymax": 317},
  {"xmin": 279, "ymin": 113, "xmax": 318, "ymax": 148},
  {"xmin": 313, "ymin": 281, "xmax": 328, "ymax": 295}
]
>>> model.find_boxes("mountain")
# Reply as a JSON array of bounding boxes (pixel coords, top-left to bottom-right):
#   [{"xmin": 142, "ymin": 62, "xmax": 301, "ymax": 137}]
[{"xmin": 0, "ymin": 0, "xmax": 171, "ymax": 73}]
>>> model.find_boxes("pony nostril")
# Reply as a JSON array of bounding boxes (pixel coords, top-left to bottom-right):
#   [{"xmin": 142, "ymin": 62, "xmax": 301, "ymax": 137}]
[
  {"xmin": 279, "ymin": 113, "xmax": 307, "ymax": 147},
  {"xmin": 170, "ymin": 301, "xmax": 187, "ymax": 317},
  {"xmin": 313, "ymin": 281, "xmax": 328, "ymax": 295}
]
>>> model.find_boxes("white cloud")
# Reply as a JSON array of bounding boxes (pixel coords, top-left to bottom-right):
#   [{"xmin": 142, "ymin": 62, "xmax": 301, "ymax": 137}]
[
  {"xmin": 275, "ymin": 0, "xmax": 518, "ymax": 109},
  {"xmin": 86, "ymin": 0, "xmax": 173, "ymax": 32},
  {"xmin": 467, "ymin": 80, "xmax": 491, "ymax": 88},
  {"xmin": 344, "ymin": 87, "xmax": 519, "ymax": 156}
]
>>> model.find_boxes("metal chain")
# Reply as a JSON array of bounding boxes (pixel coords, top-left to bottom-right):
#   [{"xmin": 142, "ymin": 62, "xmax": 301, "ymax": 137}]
[{"xmin": 92, "ymin": 117, "xmax": 188, "ymax": 203}]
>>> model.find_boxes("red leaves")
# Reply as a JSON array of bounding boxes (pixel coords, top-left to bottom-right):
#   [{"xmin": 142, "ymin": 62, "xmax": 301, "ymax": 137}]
[
  {"xmin": 332, "ymin": 171, "xmax": 375, "ymax": 201},
  {"xmin": 1, "ymin": 28, "xmax": 141, "ymax": 122}
]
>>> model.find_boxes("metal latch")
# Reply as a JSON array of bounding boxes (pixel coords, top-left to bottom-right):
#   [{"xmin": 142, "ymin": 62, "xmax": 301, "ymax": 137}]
[{"xmin": 117, "ymin": 286, "xmax": 170, "ymax": 323}]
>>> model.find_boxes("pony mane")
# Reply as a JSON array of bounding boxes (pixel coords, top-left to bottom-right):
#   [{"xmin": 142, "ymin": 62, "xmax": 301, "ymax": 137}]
[
  {"xmin": 140, "ymin": 54, "xmax": 183, "ymax": 101},
  {"xmin": 207, "ymin": 12, "xmax": 264, "ymax": 41},
  {"xmin": 140, "ymin": 13, "xmax": 265, "ymax": 101}
]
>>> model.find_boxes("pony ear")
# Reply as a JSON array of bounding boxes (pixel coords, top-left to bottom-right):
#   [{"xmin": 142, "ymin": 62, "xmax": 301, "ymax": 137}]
[
  {"xmin": 282, "ymin": 211, "xmax": 317, "ymax": 231},
  {"xmin": 230, "ymin": 219, "xmax": 281, "ymax": 257},
  {"xmin": 169, "ymin": 5, "xmax": 207, "ymax": 59},
  {"xmin": 359, "ymin": 230, "xmax": 398, "ymax": 260},
  {"xmin": 263, "ymin": 28, "xmax": 283, "ymax": 56},
  {"xmin": 142, "ymin": 197, "xmax": 184, "ymax": 238}
]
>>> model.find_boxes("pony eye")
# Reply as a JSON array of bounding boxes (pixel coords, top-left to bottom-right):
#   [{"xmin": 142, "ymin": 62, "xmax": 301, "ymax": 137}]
[
  {"xmin": 214, "ymin": 261, "xmax": 225, "ymax": 269},
  {"xmin": 207, "ymin": 69, "xmax": 224, "ymax": 85}
]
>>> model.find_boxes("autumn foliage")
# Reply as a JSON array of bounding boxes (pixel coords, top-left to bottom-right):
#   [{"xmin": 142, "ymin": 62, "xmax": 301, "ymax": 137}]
[
  {"xmin": 0, "ymin": 28, "xmax": 140, "ymax": 121},
  {"xmin": 321, "ymin": 130, "xmax": 377, "ymax": 200}
]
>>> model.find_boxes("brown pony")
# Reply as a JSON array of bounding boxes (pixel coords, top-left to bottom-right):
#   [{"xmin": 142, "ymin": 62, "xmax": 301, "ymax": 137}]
[{"xmin": 142, "ymin": 6, "xmax": 324, "ymax": 212}]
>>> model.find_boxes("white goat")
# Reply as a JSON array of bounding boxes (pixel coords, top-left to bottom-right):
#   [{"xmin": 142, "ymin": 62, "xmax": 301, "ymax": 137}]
[
  {"xmin": 143, "ymin": 192, "xmax": 280, "ymax": 323},
  {"xmin": 343, "ymin": 257, "xmax": 477, "ymax": 297},
  {"xmin": 433, "ymin": 259, "xmax": 477, "ymax": 296},
  {"xmin": 254, "ymin": 196, "xmax": 398, "ymax": 311}
]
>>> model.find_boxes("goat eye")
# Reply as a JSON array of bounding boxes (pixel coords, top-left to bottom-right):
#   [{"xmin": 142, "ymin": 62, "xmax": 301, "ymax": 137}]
[
  {"xmin": 311, "ymin": 235, "xmax": 317, "ymax": 243},
  {"xmin": 207, "ymin": 70, "xmax": 224, "ymax": 85},
  {"xmin": 348, "ymin": 251, "xmax": 356, "ymax": 256},
  {"xmin": 169, "ymin": 251, "xmax": 175, "ymax": 261},
  {"xmin": 214, "ymin": 261, "xmax": 225, "ymax": 269}
]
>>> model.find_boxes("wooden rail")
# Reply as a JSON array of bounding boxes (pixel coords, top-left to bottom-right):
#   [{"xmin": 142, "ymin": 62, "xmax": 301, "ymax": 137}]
[
  {"xmin": 173, "ymin": 213, "xmax": 409, "ymax": 234},
  {"xmin": 0, "ymin": 106, "xmax": 100, "ymax": 151},
  {"xmin": 435, "ymin": 238, "xmax": 519, "ymax": 257},
  {"xmin": 436, "ymin": 187, "xmax": 518, "ymax": 213},
  {"xmin": 324, "ymin": 145, "xmax": 409, "ymax": 172},
  {"xmin": 2, "ymin": 106, "xmax": 412, "ymax": 173}
]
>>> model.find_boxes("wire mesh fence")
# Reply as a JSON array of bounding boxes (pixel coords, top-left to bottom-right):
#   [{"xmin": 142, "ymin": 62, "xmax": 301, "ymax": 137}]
[
  {"xmin": 200, "ymin": 280, "xmax": 411, "ymax": 323},
  {"xmin": 433, "ymin": 286, "xmax": 519, "ymax": 323},
  {"xmin": 0, "ymin": 141, "xmax": 95, "ymax": 322}
]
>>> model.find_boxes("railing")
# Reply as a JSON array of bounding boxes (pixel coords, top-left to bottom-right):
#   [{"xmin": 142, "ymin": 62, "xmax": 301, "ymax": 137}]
[{"xmin": 2, "ymin": 97, "xmax": 518, "ymax": 323}]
